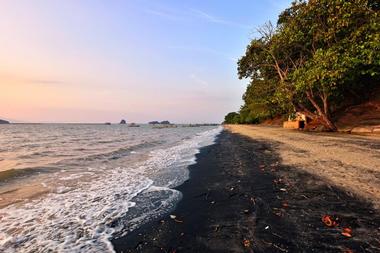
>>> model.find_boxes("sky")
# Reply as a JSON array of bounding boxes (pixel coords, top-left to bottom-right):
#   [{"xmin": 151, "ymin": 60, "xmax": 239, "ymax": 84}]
[{"xmin": 0, "ymin": 0, "xmax": 292, "ymax": 123}]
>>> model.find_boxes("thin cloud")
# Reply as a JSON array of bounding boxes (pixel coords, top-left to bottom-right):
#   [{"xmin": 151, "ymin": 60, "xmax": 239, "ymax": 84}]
[
  {"xmin": 146, "ymin": 7, "xmax": 251, "ymax": 30},
  {"xmin": 190, "ymin": 8, "xmax": 220, "ymax": 22},
  {"xmin": 190, "ymin": 8, "xmax": 251, "ymax": 29},
  {"xmin": 267, "ymin": 0, "xmax": 292, "ymax": 11},
  {"xmin": 27, "ymin": 79, "xmax": 64, "ymax": 85},
  {"xmin": 169, "ymin": 46, "xmax": 236, "ymax": 62},
  {"xmin": 190, "ymin": 74, "xmax": 208, "ymax": 86},
  {"xmin": 145, "ymin": 9, "xmax": 185, "ymax": 21},
  {"xmin": 0, "ymin": 73, "xmax": 64, "ymax": 85}
]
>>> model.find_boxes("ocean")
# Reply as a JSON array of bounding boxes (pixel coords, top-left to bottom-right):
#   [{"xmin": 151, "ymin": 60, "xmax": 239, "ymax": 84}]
[{"xmin": 0, "ymin": 124, "xmax": 221, "ymax": 252}]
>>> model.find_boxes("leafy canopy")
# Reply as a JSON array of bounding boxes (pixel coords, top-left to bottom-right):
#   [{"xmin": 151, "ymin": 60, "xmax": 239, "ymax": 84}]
[{"xmin": 229, "ymin": 0, "xmax": 380, "ymax": 130}]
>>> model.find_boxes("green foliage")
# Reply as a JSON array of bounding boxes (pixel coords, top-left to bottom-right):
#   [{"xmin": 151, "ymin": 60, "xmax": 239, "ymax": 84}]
[
  {"xmin": 231, "ymin": 0, "xmax": 380, "ymax": 130},
  {"xmin": 224, "ymin": 112, "xmax": 240, "ymax": 124}
]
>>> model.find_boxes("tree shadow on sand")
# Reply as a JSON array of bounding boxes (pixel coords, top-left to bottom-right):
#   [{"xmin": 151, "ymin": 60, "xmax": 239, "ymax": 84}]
[{"xmin": 112, "ymin": 130, "xmax": 380, "ymax": 253}]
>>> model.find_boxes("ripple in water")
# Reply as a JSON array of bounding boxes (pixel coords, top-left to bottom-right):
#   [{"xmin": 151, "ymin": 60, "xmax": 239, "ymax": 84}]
[{"xmin": 0, "ymin": 126, "xmax": 221, "ymax": 252}]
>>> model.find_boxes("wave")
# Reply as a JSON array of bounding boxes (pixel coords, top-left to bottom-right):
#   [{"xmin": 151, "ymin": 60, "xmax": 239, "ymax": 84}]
[
  {"xmin": 65, "ymin": 140, "xmax": 166, "ymax": 163},
  {"xmin": 0, "ymin": 127, "xmax": 222, "ymax": 253},
  {"xmin": 0, "ymin": 167, "xmax": 55, "ymax": 184},
  {"xmin": 17, "ymin": 150, "xmax": 55, "ymax": 159},
  {"xmin": 0, "ymin": 140, "xmax": 166, "ymax": 183}
]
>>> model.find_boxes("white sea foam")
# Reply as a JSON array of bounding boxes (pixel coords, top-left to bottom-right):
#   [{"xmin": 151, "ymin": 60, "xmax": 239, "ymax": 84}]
[
  {"xmin": 59, "ymin": 172, "xmax": 96, "ymax": 181},
  {"xmin": 0, "ymin": 126, "xmax": 222, "ymax": 252}
]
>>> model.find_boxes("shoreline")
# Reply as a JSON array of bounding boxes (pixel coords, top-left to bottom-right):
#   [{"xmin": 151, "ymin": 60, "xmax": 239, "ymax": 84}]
[{"xmin": 112, "ymin": 128, "xmax": 380, "ymax": 252}]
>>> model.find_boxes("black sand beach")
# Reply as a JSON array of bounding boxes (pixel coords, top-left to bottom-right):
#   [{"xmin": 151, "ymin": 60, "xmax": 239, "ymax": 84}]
[{"xmin": 112, "ymin": 130, "xmax": 380, "ymax": 253}]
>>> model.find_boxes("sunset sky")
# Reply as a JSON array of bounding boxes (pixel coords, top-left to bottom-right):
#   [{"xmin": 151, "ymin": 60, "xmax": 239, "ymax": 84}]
[{"xmin": 1, "ymin": 0, "xmax": 292, "ymax": 123}]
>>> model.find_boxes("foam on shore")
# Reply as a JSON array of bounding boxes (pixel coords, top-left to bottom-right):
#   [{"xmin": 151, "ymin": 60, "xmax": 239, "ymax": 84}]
[{"xmin": 0, "ymin": 127, "xmax": 221, "ymax": 252}]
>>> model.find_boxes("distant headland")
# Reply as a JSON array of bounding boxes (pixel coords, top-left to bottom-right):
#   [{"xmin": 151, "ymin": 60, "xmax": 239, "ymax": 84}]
[{"xmin": 0, "ymin": 119, "xmax": 10, "ymax": 124}]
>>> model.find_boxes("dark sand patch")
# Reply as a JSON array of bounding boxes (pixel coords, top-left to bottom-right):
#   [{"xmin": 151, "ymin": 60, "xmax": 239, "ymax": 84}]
[
  {"xmin": 112, "ymin": 130, "xmax": 380, "ymax": 253},
  {"xmin": 227, "ymin": 125, "xmax": 380, "ymax": 209}
]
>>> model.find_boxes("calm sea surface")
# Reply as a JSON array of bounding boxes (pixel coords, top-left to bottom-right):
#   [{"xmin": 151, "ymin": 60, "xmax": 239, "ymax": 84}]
[{"xmin": 0, "ymin": 124, "xmax": 221, "ymax": 252}]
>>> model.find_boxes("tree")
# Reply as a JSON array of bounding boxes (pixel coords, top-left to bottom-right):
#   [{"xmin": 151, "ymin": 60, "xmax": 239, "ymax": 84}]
[
  {"xmin": 224, "ymin": 112, "xmax": 240, "ymax": 124},
  {"xmin": 237, "ymin": 0, "xmax": 380, "ymax": 131}
]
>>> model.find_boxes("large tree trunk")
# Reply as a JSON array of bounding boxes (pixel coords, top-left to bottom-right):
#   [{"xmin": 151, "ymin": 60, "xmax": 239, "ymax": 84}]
[
  {"xmin": 306, "ymin": 91, "xmax": 337, "ymax": 131},
  {"xmin": 319, "ymin": 113, "xmax": 337, "ymax": 131}
]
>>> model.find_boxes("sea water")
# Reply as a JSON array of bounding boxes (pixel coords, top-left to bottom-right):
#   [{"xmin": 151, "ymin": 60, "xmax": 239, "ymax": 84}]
[{"xmin": 0, "ymin": 124, "xmax": 221, "ymax": 252}]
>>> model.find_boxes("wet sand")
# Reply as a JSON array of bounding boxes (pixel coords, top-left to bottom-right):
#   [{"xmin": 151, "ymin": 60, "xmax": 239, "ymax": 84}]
[{"xmin": 112, "ymin": 127, "xmax": 380, "ymax": 252}]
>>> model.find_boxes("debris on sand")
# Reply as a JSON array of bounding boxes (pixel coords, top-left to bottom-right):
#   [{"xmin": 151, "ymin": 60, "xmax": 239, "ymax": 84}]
[
  {"xmin": 169, "ymin": 214, "xmax": 183, "ymax": 223},
  {"xmin": 243, "ymin": 239, "xmax": 251, "ymax": 247},
  {"xmin": 341, "ymin": 227, "xmax": 353, "ymax": 238},
  {"xmin": 322, "ymin": 215, "xmax": 339, "ymax": 227}
]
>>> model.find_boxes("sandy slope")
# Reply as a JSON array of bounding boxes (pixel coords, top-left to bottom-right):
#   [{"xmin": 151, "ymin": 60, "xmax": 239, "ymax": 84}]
[{"xmin": 226, "ymin": 125, "xmax": 380, "ymax": 209}]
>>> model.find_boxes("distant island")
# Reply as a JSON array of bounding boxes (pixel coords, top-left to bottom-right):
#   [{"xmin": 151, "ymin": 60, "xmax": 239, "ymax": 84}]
[
  {"xmin": 128, "ymin": 123, "xmax": 140, "ymax": 127},
  {"xmin": 148, "ymin": 121, "xmax": 171, "ymax": 125},
  {"xmin": 0, "ymin": 119, "xmax": 10, "ymax": 124},
  {"xmin": 120, "ymin": 119, "xmax": 126, "ymax": 124}
]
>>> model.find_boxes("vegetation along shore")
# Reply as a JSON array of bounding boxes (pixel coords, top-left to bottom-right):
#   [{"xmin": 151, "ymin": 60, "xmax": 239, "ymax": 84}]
[
  {"xmin": 113, "ymin": 1, "xmax": 380, "ymax": 252},
  {"xmin": 224, "ymin": 0, "xmax": 380, "ymax": 132}
]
